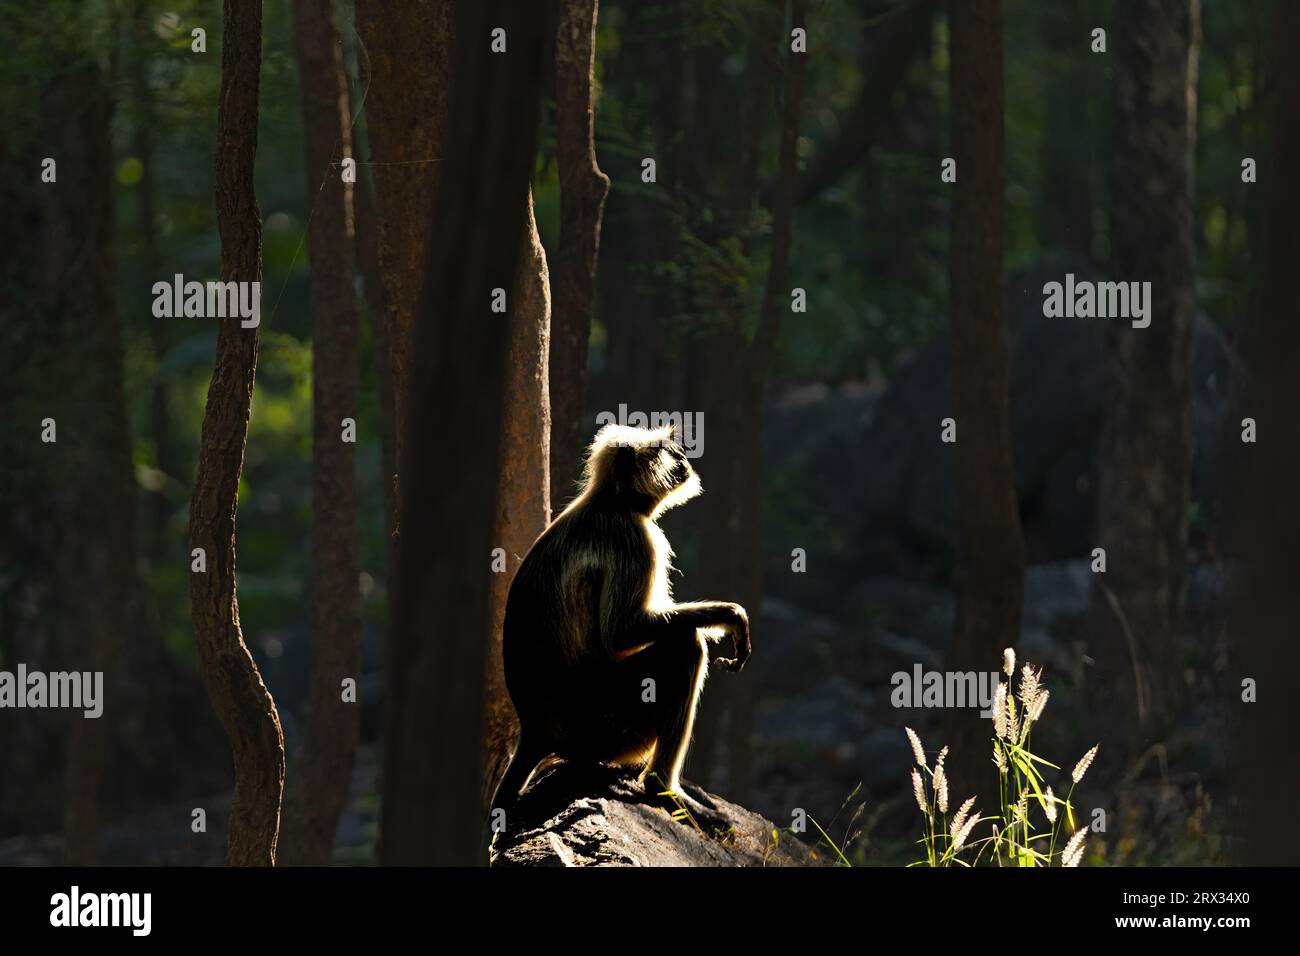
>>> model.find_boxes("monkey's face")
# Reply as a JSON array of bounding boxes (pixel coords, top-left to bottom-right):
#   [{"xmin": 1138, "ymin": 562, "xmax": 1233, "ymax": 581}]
[
  {"xmin": 644, "ymin": 439, "xmax": 702, "ymax": 517},
  {"xmin": 588, "ymin": 424, "xmax": 702, "ymax": 516}
]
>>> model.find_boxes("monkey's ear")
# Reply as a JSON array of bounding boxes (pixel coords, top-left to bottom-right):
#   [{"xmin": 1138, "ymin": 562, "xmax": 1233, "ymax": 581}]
[{"xmin": 612, "ymin": 444, "xmax": 638, "ymax": 495}]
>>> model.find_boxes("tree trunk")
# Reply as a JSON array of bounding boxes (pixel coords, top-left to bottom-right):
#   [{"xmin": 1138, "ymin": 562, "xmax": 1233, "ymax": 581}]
[
  {"xmin": 353, "ymin": 0, "xmax": 453, "ymax": 793},
  {"xmin": 484, "ymin": 189, "xmax": 552, "ymax": 802},
  {"xmin": 944, "ymin": 0, "xmax": 1024, "ymax": 794},
  {"xmin": 0, "ymin": 11, "xmax": 132, "ymax": 850},
  {"xmin": 280, "ymin": 0, "xmax": 362, "ymax": 866},
  {"xmin": 1235, "ymin": 0, "xmax": 1300, "ymax": 866},
  {"xmin": 355, "ymin": 167, "xmax": 397, "ymax": 546},
  {"xmin": 550, "ymin": 0, "xmax": 610, "ymax": 507},
  {"xmin": 188, "ymin": 0, "xmax": 285, "ymax": 867},
  {"xmin": 1088, "ymin": 0, "xmax": 1197, "ymax": 743},
  {"xmin": 352, "ymin": 0, "xmax": 452, "ymax": 494},
  {"xmin": 380, "ymin": 0, "xmax": 547, "ymax": 866}
]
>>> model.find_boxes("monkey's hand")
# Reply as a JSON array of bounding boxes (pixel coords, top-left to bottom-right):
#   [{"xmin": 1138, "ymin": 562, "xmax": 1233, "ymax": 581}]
[{"xmin": 713, "ymin": 604, "xmax": 751, "ymax": 673}]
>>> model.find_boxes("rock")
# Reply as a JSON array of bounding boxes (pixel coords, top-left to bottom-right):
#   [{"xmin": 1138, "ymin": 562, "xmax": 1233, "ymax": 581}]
[
  {"xmin": 491, "ymin": 763, "xmax": 817, "ymax": 867},
  {"xmin": 763, "ymin": 255, "xmax": 1241, "ymax": 591},
  {"xmin": 757, "ymin": 675, "xmax": 872, "ymax": 752}
]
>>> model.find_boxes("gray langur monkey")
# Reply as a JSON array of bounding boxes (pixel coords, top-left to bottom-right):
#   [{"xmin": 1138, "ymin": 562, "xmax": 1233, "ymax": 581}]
[{"xmin": 490, "ymin": 423, "xmax": 750, "ymax": 817}]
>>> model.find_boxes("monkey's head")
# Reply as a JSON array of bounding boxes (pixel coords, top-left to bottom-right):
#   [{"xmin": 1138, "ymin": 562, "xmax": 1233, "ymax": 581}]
[{"xmin": 584, "ymin": 423, "xmax": 702, "ymax": 518}]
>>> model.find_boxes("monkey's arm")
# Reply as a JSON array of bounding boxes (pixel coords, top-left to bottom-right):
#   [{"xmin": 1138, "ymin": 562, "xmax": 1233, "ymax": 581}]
[{"xmin": 610, "ymin": 602, "xmax": 751, "ymax": 672}]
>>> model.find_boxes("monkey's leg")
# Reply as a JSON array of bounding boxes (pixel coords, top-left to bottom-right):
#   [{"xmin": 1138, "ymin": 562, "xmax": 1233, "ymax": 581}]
[{"xmin": 643, "ymin": 635, "xmax": 709, "ymax": 794}]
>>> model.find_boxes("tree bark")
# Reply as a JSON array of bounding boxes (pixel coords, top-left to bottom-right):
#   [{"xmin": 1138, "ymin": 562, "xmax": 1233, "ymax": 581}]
[
  {"xmin": 188, "ymin": 0, "xmax": 285, "ymax": 867},
  {"xmin": 280, "ymin": 0, "xmax": 362, "ymax": 866},
  {"xmin": 1088, "ymin": 0, "xmax": 1197, "ymax": 742},
  {"xmin": 484, "ymin": 189, "xmax": 552, "ymax": 802},
  {"xmin": 1235, "ymin": 0, "xmax": 1300, "ymax": 865},
  {"xmin": 353, "ymin": 1, "xmax": 453, "ymax": 788},
  {"xmin": 550, "ymin": 0, "xmax": 610, "ymax": 507},
  {"xmin": 944, "ymin": 0, "xmax": 1024, "ymax": 793},
  {"xmin": 353, "ymin": 0, "xmax": 452, "ymax": 494},
  {"xmin": 0, "ymin": 11, "xmax": 131, "ymax": 849},
  {"xmin": 380, "ymin": 0, "xmax": 547, "ymax": 866}
]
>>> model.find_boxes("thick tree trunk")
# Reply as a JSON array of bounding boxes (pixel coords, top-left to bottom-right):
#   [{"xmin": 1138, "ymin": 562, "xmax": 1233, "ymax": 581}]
[
  {"xmin": 944, "ymin": 0, "xmax": 1024, "ymax": 793},
  {"xmin": 380, "ymin": 0, "xmax": 547, "ymax": 866},
  {"xmin": 280, "ymin": 0, "xmax": 362, "ymax": 866},
  {"xmin": 550, "ymin": 0, "xmax": 610, "ymax": 507},
  {"xmin": 353, "ymin": 0, "xmax": 453, "ymax": 789},
  {"xmin": 484, "ymin": 190, "xmax": 552, "ymax": 802},
  {"xmin": 188, "ymin": 0, "xmax": 285, "ymax": 867},
  {"xmin": 0, "ymin": 14, "xmax": 132, "ymax": 848},
  {"xmin": 352, "ymin": 0, "xmax": 452, "ymax": 492},
  {"xmin": 1088, "ymin": 0, "xmax": 1197, "ymax": 743},
  {"xmin": 1236, "ymin": 0, "xmax": 1300, "ymax": 866}
]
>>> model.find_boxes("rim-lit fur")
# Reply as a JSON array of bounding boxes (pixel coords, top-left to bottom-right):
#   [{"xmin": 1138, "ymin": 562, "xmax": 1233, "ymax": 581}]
[{"xmin": 492, "ymin": 424, "xmax": 750, "ymax": 816}]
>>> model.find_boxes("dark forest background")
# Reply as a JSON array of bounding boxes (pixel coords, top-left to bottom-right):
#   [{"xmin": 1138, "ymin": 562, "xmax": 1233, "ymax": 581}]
[{"xmin": 1, "ymin": 0, "xmax": 1297, "ymax": 866}]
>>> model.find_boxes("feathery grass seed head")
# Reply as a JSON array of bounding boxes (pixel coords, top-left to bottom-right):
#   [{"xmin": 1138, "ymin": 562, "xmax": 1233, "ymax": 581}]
[
  {"xmin": 1062, "ymin": 827, "xmax": 1088, "ymax": 867},
  {"xmin": 905, "ymin": 726, "xmax": 926, "ymax": 768},
  {"xmin": 1072, "ymin": 744, "xmax": 1100, "ymax": 784},
  {"xmin": 911, "ymin": 767, "xmax": 928, "ymax": 816}
]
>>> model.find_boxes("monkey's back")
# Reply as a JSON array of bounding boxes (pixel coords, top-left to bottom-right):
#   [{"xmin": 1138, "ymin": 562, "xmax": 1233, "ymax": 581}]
[{"xmin": 502, "ymin": 500, "xmax": 655, "ymax": 718}]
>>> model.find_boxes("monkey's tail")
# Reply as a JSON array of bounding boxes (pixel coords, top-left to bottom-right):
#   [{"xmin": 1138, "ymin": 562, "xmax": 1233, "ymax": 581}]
[{"xmin": 490, "ymin": 734, "xmax": 543, "ymax": 815}]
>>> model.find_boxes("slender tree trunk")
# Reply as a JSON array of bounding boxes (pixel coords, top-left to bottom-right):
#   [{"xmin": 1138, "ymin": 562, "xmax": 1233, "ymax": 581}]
[
  {"xmin": 380, "ymin": 0, "xmax": 547, "ymax": 866},
  {"xmin": 484, "ymin": 189, "xmax": 552, "ymax": 801},
  {"xmin": 944, "ymin": 0, "xmax": 1024, "ymax": 794},
  {"xmin": 550, "ymin": 0, "xmax": 610, "ymax": 506},
  {"xmin": 280, "ymin": 0, "xmax": 362, "ymax": 866},
  {"xmin": 1236, "ymin": 0, "xmax": 1300, "ymax": 866},
  {"xmin": 188, "ymin": 0, "xmax": 285, "ymax": 867},
  {"xmin": 1088, "ymin": 0, "xmax": 1197, "ymax": 743}
]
